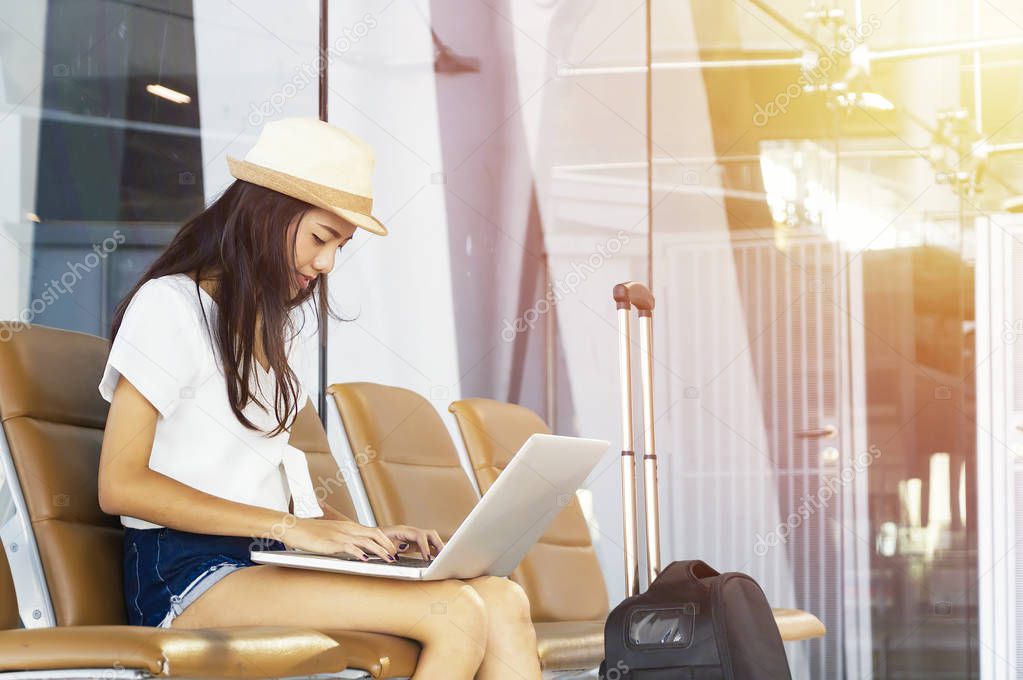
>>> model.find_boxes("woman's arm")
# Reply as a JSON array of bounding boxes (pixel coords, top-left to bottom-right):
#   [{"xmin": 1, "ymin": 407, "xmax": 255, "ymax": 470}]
[
  {"xmin": 99, "ymin": 376, "xmax": 397, "ymax": 559},
  {"xmin": 98, "ymin": 375, "xmax": 292, "ymax": 540}
]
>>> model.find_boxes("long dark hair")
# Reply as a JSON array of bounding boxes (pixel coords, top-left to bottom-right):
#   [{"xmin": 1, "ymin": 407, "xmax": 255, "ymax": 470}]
[{"xmin": 108, "ymin": 180, "xmax": 343, "ymax": 437}]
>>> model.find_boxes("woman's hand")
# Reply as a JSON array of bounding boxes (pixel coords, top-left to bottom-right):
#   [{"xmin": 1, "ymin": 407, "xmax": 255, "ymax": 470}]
[
  {"xmin": 380, "ymin": 524, "xmax": 445, "ymax": 561},
  {"xmin": 281, "ymin": 517, "xmax": 399, "ymax": 561}
]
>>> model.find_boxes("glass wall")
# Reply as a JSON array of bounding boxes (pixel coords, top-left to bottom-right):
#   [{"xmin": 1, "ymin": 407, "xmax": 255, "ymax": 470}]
[
  {"xmin": 4, "ymin": 1, "xmax": 1023, "ymax": 678},
  {"xmin": 0, "ymin": 0, "xmax": 321, "ymax": 382},
  {"xmin": 518, "ymin": 1, "xmax": 1018, "ymax": 678}
]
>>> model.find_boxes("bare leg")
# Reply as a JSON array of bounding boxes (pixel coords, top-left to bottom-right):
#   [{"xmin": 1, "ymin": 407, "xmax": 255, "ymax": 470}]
[
  {"xmin": 169, "ymin": 565, "xmax": 487, "ymax": 680},
  {"xmin": 464, "ymin": 576, "xmax": 541, "ymax": 680}
]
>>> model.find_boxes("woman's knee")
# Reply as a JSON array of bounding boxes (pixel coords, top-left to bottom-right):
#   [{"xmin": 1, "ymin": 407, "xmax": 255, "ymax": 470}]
[
  {"xmin": 419, "ymin": 581, "xmax": 489, "ymax": 642},
  {"xmin": 450, "ymin": 581, "xmax": 490, "ymax": 627},
  {"xmin": 469, "ymin": 576, "xmax": 533, "ymax": 623}
]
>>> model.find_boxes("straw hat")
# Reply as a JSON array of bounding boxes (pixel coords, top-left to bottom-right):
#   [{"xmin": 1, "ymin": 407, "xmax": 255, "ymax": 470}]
[{"xmin": 227, "ymin": 118, "xmax": 388, "ymax": 236}]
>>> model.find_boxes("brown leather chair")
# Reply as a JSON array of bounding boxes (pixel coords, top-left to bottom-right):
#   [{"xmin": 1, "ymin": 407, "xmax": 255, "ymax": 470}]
[
  {"xmin": 0, "ymin": 322, "xmax": 347, "ymax": 677},
  {"xmin": 289, "ymin": 401, "xmax": 421, "ymax": 678},
  {"xmin": 0, "ymin": 322, "xmax": 415, "ymax": 679},
  {"xmin": 329, "ymin": 381, "xmax": 606, "ymax": 671},
  {"xmin": 446, "ymin": 397, "xmax": 608, "ymax": 668},
  {"xmin": 0, "ymin": 541, "xmax": 348, "ymax": 677},
  {"xmin": 448, "ymin": 397, "xmax": 827, "ymax": 643}
]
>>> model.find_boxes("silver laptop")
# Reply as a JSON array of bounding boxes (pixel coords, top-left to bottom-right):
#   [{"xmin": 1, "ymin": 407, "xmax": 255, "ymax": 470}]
[{"xmin": 250, "ymin": 433, "xmax": 608, "ymax": 580}]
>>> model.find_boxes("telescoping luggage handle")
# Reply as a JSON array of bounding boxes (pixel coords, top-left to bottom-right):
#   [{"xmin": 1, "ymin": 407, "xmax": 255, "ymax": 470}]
[{"xmin": 613, "ymin": 281, "xmax": 661, "ymax": 597}]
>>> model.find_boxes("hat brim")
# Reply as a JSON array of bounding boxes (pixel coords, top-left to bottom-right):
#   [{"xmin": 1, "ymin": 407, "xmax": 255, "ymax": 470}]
[{"xmin": 227, "ymin": 156, "xmax": 388, "ymax": 236}]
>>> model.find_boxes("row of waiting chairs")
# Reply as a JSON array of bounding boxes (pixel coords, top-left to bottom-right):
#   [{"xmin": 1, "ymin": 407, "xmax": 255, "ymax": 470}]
[
  {"xmin": 326, "ymin": 384, "xmax": 826, "ymax": 674},
  {"xmin": 0, "ymin": 324, "xmax": 824, "ymax": 678}
]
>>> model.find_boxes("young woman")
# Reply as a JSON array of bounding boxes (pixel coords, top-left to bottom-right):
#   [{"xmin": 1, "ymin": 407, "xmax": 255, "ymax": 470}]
[{"xmin": 96, "ymin": 118, "xmax": 541, "ymax": 680}]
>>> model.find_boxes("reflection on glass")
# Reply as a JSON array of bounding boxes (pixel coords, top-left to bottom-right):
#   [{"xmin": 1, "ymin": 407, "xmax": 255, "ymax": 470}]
[{"xmin": 628, "ymin": 605, "xmax": 696, "ymax": 647}]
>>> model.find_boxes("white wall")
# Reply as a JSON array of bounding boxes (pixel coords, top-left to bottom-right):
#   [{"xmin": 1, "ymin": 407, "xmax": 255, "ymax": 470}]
[{"xmin": 320, "ymin": 3, "xmax": 471, "ymax": 499}]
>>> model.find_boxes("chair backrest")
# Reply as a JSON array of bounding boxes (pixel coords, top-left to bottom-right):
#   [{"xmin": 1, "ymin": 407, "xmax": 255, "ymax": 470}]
[
  {"xmin": 0, "ymin": 323, "xmax": 123, "ymax": 625},
  {"xmin": 329, "ymin": 383, "xmax": 608, "ymax": 622},
  {"xmin": 448, "ymin": 398, "xmax": 609, "ymax": 622},
  {"xmin": 328, "ymin": 382, "xmax": 478, "ymax": 541},
  {"xmin": 289, "ymin": 400, "xmax": 359, "ymax": 521},
  {"xmin": 0, "ymin": 538, "xmax": 22, "ymax": 630}
]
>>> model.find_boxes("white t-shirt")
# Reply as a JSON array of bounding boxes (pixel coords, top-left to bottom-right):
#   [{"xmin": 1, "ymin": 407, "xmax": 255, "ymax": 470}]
[{"xmin": 98, "ymin": 273, "xmax": 324, "ymax": 529}]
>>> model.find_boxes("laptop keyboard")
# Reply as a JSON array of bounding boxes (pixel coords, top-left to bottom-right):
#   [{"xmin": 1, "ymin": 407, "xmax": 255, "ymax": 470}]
[{"xmin": 328, "ymin": 553, "xmax": 435, "ymax": 567}]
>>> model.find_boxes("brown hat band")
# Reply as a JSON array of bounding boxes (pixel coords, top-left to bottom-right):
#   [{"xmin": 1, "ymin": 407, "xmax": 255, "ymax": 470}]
[{"xmin": 228, "ymin": 157, "xmax": 374, "ymax": 215}]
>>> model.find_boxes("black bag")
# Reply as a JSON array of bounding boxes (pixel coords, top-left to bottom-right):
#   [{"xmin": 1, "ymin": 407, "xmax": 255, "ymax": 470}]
[
  {"xmin": 598, "ymin": 560, "xmax": 792, "ymax": 680},
  {"xmin": 603, "ymin": 284, "xmax": 791, "ymax": 679}
]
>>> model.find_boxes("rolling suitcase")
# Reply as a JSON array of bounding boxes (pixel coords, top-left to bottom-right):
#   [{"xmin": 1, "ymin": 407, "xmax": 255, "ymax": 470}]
[{"xmin": 599, "ymin": 281, "xmax": 792, "ymax": 680}]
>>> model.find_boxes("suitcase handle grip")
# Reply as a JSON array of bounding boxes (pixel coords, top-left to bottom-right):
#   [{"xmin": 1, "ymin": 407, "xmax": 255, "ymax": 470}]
[
  {"xmin": 613, "ymin": 282, "xmax": 655, "ymax": 313},
  {"xmin": 614, "ymin": 280, "xmax": 659, "ymax": 596},
  {"xmin": 794, "ymin": 425, "xmax": 837, "ymax": 439}
]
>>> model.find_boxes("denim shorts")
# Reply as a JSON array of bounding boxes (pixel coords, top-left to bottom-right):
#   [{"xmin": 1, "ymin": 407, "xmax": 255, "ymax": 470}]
[{"xmin": 123, "ymin": 527, "xmax": 284, "ymax": 628}]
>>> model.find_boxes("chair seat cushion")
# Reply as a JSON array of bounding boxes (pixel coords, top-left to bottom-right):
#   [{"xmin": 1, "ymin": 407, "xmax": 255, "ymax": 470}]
[
  {"xmin": 533, "ymin": 620, "xmax": 605, "ymax": 671},
  {"xmin": 0, "ymin": 625, "xmax": 347, "ymax": 678},
  {"xmin": 532, "ymin": 608, "xmax": 825, "ymax": 672},
  {"xmin": 323, "ymin": 630, "xmax": 420, "ymax": 678},
  {"xmin": 773, "ymin": 607, "xmax": 827, "ymax": 641}
]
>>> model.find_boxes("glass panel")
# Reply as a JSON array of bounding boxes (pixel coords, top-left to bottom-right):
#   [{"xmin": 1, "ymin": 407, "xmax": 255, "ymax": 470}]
[
  {"xmin": 0, "ymin": 0, "xmax": 319, "ymax": 341},
  {"xmin": 641, "ymin": 2, "xmax": 987, "ymax": 678}
]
